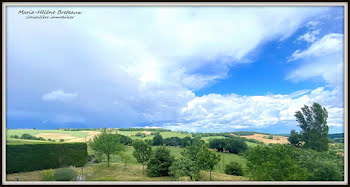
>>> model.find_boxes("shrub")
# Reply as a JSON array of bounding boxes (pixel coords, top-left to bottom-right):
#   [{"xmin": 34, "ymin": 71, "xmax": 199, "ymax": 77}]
[
  {"xmin": 41, "ymin": 169, "xmax": 54, "ymax": 181},
  {"xmin": 246, "ymin": 144, "xmax": 308, "ymax": 181},
  {"xmin": 6, "ymin": 143, "xmax": 87, "ymax": 174},
  {"xmin": 146, "ymin": 146, "xmax": 174, "ymax": 177},
  {"xmin": 152, "ymin": 133, "xmax": 163, "ymax": 146},
  {"xmin": 59, "ymin": 139, "xmax": 64, "ymax": 142},
  {"xmin": 169, "ymin": 157, "xmax": 200, "ymax": 181},
  {"xmin": 225, "ymin": 161, "xmax": 244, "ymax": 176},
  {"xmin": 53, "ymin": 168, "xmax": 77, "ymax": 181}
]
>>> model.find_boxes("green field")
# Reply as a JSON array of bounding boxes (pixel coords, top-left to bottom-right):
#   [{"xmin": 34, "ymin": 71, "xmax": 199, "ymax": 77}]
[{"xmin": 6, "ymin": 129, "xmax": 89, "ymax": 138}]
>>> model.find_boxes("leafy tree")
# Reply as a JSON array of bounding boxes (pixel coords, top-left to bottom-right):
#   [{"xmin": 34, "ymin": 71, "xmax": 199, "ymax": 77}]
[
  {"xmin": 163, "ymin": 137, "xmax": 182, "ymax": 146},
  {"xmin": 224, "ymin": 138, "xmax": 248, "ymax": 154},
  {"xmin": 117, "ymin": 134, "xmax": 133, "ymax": 145},
  {"xmin": 146, "ymin": 146, "xmax": 174, "ymax": 177},
  {"xmin": 88, "ymin": 128, "xmax": 125, "ymax": 167},
  {"xmin": 209, "ymin": 139, "xmax": 226, "ymax": 152},
  {"xmin": 288, "ymin": 129, "xmax": 301, "ymax": 147},
  {"xmin": 293, "ymin": 102, "xmax": 329, "ymax": 151},
  {"xmin": 180, "ymin": 136, "xmax": 193, "ymax": 147},
  {"xmin": 197, "ymin": 145, "xmax": 221, "ymax": 181},
  {"xmin": 132, "ymin": 139, "xmax": 152, "ymax": 174},
  {"xmin": 119, "ymin": 152, "xmax": 132, "ymax": 168},
  {"xmin": 246, "ymin": 144, "xmax": 308, "ymax": 181},
  {"xmin": 225, "ymin": 161, "xmax": 244, "ymax": 176},
  {"xmin": 297, "ymin": 149, "xmax": 344, "ymax": 181},
  {"xmin": 169, "ymin": 157, "xmax": 200, "ymax": 181},
  {"xmin": 152, "ymin": 133, "xmax": 163, "ymax": 146},
  {"xmin": 181, "ymin": 138, "xmax": 204, "ymax": 161}
]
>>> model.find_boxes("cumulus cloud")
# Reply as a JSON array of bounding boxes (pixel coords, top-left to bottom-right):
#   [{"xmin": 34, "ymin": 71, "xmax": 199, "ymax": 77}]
[
  {"xmin": 42, "ymin": 90, "xmax": 78, "ymax": 102},
  {"xmin": 162, "ymin": 87, "xmax": 343, "ymax": 132},
  {"xmin": 7, "ymin": 7, "xmax": 343, "ymax": 132}
]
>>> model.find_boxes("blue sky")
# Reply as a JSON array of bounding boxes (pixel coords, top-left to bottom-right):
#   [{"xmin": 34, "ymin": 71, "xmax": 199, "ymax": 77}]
[{"xmin": 6, "ymin": 6, "xmax": 345, "ymax": 134}]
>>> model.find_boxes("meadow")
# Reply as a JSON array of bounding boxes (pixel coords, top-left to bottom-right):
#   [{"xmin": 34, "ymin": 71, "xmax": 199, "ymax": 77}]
[{"xmin": 5, "ymin": 128, "xmax": 344, "ymax": 182}]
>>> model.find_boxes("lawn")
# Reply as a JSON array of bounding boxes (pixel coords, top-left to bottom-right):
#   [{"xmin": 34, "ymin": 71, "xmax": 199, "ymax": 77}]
[
  {"xmin": 105, "ymin": 145, "xmax": 248, "ymax": 176},
  {"xmin": 6, "ymin": 163, "xmax": 249, "ymax": 181}
]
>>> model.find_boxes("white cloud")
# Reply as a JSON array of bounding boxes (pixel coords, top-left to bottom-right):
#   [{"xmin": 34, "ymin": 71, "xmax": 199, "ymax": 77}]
[
  {"xmin": 162, "ymin": 87, "xmax": 343, "ymax": 132},
  {"xmin": 8, "ymin": 7, "xmax": 343, "ymax": 132},
  {"xmin": 287, "ymin": 33, "xmax": 344, "ymax": 91},
  {"xmin": 42, "ymin": 90, "xmax": 78, "ymax": 102},
  {"xmin": 289, "ymin": 33, "xmax": 343, "ymax": 61},
  {"xmin": 297, "ymin": 29, "xmax": 320, "ymax": 43}
]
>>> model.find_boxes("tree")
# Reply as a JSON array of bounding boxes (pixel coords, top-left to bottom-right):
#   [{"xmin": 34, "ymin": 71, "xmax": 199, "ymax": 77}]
[
  {"xmin": 197, "ymin": 145, "xmax": 221, "ymax": 181},
  {"xmin": 88, "ymin": 128, "xmax": 125, "ymax": 167},
  {"xmin": 225, "ymin": 161, "xmax": 244, "ymax": 176},
  {"xmin": 209, "ymin": 139, "xmax": 225, "ymax": 152},
  {"xmin": 169, "ymin": 157, "xmax": 200, "ymax": 181},
  {"xmin": 294, "ymin": 102, "xmax": 329, "ymax": 151},
  {"xmin": 146, "ymin": 146, "xmax": 174, "ymax": 177},
  {"xmin": 224, "ymin": 138, "xmax": 248, "ymax": 154},
  {"xmin": 246, "ymin": 144, "xmax": 308, "ymax": 181},
  {"xmin": 132, "ymin": 139, "xmax": 152, "ymax": 174},
  {"xmin": 119, "ymin": 152, "xmax": 132, "ymax": 168},
  {"xmin": 288, "ymin": 129, "xmax": 301, "ymax": 147},
  {"xmin": 152, "ymin": 133, "xmax": 163, "ymax": 146},
  {"xmin": 181, "ymin": 138, "xmax": 204, "ymax": 161}
]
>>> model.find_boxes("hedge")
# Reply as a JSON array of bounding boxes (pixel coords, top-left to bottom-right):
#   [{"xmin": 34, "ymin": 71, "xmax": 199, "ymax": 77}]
[{"xmin": 6, "ymin": 142, "xmax": 87, "ymax": 174}]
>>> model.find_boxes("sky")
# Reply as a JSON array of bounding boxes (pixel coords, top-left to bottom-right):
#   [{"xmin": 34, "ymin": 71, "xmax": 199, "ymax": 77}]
[{"xmin": 6, "ymin": 6, "xmax": 345, "ymax": 134}]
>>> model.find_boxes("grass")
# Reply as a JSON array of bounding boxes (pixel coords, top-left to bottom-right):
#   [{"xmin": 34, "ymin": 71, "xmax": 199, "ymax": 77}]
[
  {"xmin": 200, "ymin": 136, "xmax": 227, "ymax": 143},
  {"xmin": 6, "ymin": 163, "xmax": 249, "ymax": 181}
]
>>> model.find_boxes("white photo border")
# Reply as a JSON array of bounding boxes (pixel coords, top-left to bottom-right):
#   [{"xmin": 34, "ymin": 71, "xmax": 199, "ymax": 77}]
[{"xmin": 2, "ymin": 1, "xmax": 348, "ymax": 185}]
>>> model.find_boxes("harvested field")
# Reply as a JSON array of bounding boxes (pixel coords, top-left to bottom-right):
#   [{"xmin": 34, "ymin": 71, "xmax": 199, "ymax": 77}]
[
  {"xmin": 34, "ymin": 131, "xmax": 101, "ymax": 142},
  {"xmin": 240, "ymin": 133, "xmax": 289, "ymax": 144}
]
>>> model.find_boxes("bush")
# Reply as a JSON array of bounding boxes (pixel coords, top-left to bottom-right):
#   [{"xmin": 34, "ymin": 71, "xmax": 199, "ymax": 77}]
[
  {"xmin": 246, "ymin": 144, "xmax": 308, "ymax": 181},
  {"xmin": 152, "ymin": 133, "xmax": 163, "ymax": 146},
  {"xmin": 59, "ymin": 139, "xmax": 64, "ymax": 142},
  {"xmin": 169, "ymin": 157, "xmax": 200, "ymax": 181},
  {"xmin": 225, "ymin": 161, "xmax": 244, "ymax": 176},
  {"xmin": 53, "ymin": 168, "xmax": 77, "ymax": 181},
  {"xmin": 146, "ymin": 146, "xmax": 174, "ymax": 177},
  {"xmin": 41, "ymin": 169, "xmax": 54, "ymax": 181},
  {"xmin": 6, "ymin": 143, "xmax": 87, "ymax": 174}
]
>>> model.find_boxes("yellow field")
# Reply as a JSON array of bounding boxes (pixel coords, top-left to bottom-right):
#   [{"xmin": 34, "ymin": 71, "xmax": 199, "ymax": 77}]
[{"xmin": 240, "ymin": 133, "xmax": 289, "ymax": 144}]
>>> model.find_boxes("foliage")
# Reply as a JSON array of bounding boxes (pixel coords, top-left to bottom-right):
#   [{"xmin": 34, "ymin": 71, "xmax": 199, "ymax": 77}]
[
  {"xmin": 246, "ymin": 144, "xmax": 308, "ymax": 181},
  {"xmin": 181, "ymin": 138, "xmax": 204, "ymax": 161},
  {"xmin": 209, "ymin": 137, "xmax": 248, "ymax": 154},
  {"xmin": 293, "ymin": 102, "xmax": 329, "ymax": 151},
  {"xmin": 152, "ymin": 133, "xmax": 163, "ymax": 146},
  {"xmin": 297, "ymin": 149, "xmax": 344, "ymax": 181},
  {"xmin": 197, "ymin": 145, "xmax": 221, "ymax": 180},
  {"xmin": 88, "ymin": 128, "xmax": 125, "ymax": 167},
  {"xmin": 169, "ymin": 157, "xmax": 200, "ymax": 181},
  {"xmin": 146, "ymin": 146, "xmax": 174, "ymax": 177},
  {"xmin": 119, "ymin": 152, "xmax": 132, "ymax": 168},
  {"xmin": 288, "ymin": 129, "xmax": 302, "ymax": 147},
  {"xmin": 41, "ymin": 169, "xmax": 54, "ymax": 181},
  {"xmin": 225, "ymin": 161, "xmax": 244, "ymax": 176},
  {"xmin": 53, "ymin": 168, "xmax": 77, "ymax": 181},
  {"xmin": 135, "ymin": 132, "xmax": 146, "ymax": 137},
  {"xmin": 117, "ymin": 134, "xmax": 133, "ymax": 145},
  {"xmin": 10, "ymin": 134, "xmax": 47, "ymax": 141},
  {"xmin": 6, "ymin": 143, "xmax": 87, "ymax": 174},
  {"xmin": 132, "ymin": 139, "xmax": 153, "ymax": 174},
  {"xmin": 163, "ymin": 137, "xmax": 182, "ymax": 146}
]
